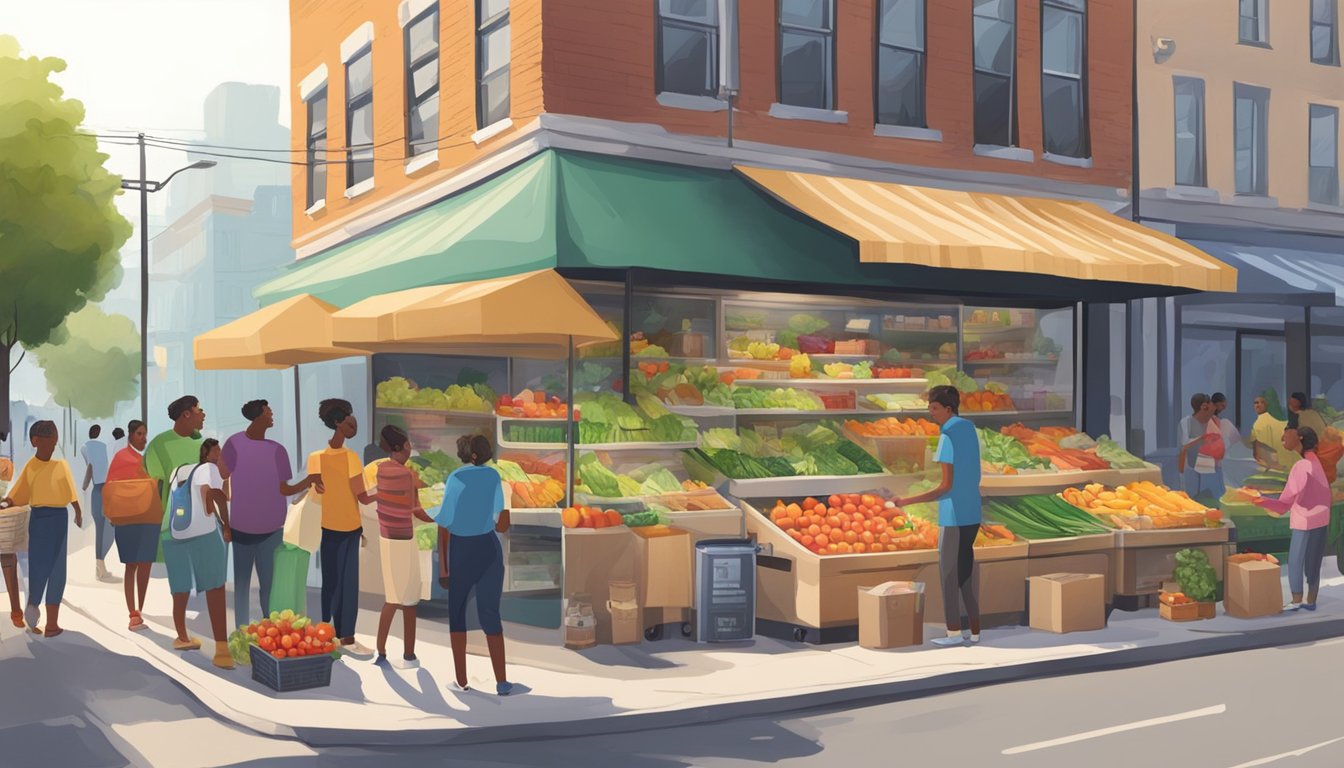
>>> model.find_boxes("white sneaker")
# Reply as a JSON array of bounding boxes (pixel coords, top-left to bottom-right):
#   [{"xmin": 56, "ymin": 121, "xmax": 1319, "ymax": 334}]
[
  {"xmin": 339, "ymin": 640, "xmax": 375, "ymax": 658},
  {"xmin": 931, "ymin": 635, "xmax": 966, "ymax": 648},
  {"xmin": 396, "ymin": 656, "xmax": 420, "ymax": 670},
  {"xmin": 1283, "ymin": 602, "xmax": 1303, "ymax": 612}
]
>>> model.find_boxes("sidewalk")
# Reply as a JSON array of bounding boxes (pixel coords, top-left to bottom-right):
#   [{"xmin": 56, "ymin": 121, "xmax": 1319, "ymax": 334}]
[{"xmin": 32, "ymin": 537, "xmax": 1344, "ymax": 748}]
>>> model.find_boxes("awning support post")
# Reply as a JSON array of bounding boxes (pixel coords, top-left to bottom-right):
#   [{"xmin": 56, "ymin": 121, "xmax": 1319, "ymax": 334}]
[
  {"xmin": 294, "ymin": 366, "xmax": 303, "ymax": 476},
  {"xmin": 566, "ymin": 335, "xmax": 576, "ymax": 509}
]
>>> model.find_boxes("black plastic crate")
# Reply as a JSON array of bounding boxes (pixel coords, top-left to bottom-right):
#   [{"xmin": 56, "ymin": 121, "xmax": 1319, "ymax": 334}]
[{"xmin": 248, "ymin": 644, "xmax": 335, "ymax": 692}]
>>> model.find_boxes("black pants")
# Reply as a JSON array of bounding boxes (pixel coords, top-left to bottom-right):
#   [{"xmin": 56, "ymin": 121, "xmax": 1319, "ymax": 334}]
[
  {"xmin": 938, "ymin": 523, "xmax": 980, "ymax": 629},
  {"xmin": 320, "ymin": 528, "xmax": 361, "ymax": 639}
]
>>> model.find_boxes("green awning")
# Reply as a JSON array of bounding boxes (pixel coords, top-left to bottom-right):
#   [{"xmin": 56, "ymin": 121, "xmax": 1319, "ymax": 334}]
[{"xmin": 257, "ymin": 149, "xmax": 1196, "ymax": 307}]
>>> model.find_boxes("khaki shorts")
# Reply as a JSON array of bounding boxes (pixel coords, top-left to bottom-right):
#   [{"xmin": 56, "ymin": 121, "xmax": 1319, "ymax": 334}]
[{"xmin": 380, "ymin": 536, "xmax": 422, "ymax": 606}]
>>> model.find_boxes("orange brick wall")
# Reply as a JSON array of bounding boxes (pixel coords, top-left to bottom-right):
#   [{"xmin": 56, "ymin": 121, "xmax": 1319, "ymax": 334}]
[
  {"xmin": 289, "ymin": 0, "xmax": 544, "ymax": 248},
  {"xmin": 542, "ymin": 0, "xmax": 1133, "ymax": 188},
  {"xmin": 291, "ymin": 0, "xmax": 1133, "ymax": 250}
]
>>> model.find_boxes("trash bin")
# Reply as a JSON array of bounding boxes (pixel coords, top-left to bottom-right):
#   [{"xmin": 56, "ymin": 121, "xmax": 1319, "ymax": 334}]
[{"xmin": 694, "ymin": 539, "xmax": 757, "ymax": 643}]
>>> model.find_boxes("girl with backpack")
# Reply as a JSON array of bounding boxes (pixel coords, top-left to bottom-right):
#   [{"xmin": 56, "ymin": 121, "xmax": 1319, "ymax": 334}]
[{"xmin": 165, "ymin": 439, "xmax": 234, "ymax": 669}]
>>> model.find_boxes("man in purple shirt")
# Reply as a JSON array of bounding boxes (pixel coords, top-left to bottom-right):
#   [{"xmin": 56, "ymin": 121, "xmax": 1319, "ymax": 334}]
[{"xmin": 220, "ymin": 400, "xmax": 321, "ymax": 625}]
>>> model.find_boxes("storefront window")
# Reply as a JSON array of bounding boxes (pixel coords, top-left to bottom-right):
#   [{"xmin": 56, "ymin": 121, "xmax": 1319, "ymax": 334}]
[{"xmin": 962, "ymin": 306, "xmax": 1075, "ymax": 419}]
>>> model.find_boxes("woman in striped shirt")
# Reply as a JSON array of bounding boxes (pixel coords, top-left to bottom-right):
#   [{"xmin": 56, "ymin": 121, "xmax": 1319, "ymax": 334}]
[{"xmin": 373, "ymin": 425, "xmax": 434, "ymax": 667}]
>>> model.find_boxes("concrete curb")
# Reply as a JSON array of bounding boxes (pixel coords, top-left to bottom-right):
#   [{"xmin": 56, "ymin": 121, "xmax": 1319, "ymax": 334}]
[{"xmin": 61, "ymin": 595, "xmax": 1344, "ymax": 748}]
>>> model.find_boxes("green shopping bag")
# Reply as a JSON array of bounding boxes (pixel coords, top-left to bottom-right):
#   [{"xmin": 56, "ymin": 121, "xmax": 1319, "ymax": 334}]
[{"xmin": 268, "ymin": 543, "xmax": 311, "ymax": 617}]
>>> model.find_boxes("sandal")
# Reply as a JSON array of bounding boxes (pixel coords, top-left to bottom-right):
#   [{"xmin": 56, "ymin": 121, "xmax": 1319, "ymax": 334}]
[
  {"xmin": 43, "ymin": 627, "xmax": 64, "ymax": 638},
  {"xmin": 9, "ymin": 610, "xmax": 22, "ymax": 629},
  {"xmin": 173, "ymin": 637, "xmax": 202, "ymax": 651},
  {"xmin": 128, "ymin": 612, "xmax": 147, "ymax": 631}
]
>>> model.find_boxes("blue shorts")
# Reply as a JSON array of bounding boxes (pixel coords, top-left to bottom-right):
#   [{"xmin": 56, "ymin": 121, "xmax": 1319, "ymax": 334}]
[
  {"xmin": 163, "ymin": 530, "xmax": 227, "ymax": 594},
  {"xmin": 447, "ymin": 532, "xmax": 504, "ymax": 635},
  {"xmin": 114, "ymin": 523, "xmax": 159, "ymax": 564}
]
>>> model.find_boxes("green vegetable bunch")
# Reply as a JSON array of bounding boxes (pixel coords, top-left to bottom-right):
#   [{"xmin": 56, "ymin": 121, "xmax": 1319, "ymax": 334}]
[{"xmin": 1173, "ymin": 548, "xmax": 1218, "ymax": 603}]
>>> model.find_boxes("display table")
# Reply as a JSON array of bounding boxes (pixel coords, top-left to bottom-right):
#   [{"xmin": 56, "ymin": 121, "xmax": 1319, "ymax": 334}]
[{"xmin": 1111, "ymin": 524, "xmax": 1234, "ymax": 610}]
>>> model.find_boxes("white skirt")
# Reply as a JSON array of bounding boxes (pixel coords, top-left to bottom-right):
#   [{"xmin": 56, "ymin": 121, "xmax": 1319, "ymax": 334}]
[{"xmin": 380, "ymin": 536, "xmax": 422, "ymax": 606}]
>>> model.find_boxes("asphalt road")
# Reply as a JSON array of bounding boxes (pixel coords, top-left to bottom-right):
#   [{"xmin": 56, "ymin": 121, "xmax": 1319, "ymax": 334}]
[{"xmin": 4, "ymin": 626, "xmax": 1342, "ymax": 768}]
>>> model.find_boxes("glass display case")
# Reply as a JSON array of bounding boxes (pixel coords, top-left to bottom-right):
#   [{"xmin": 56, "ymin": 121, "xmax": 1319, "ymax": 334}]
[{"xmin": 960, "ymin": 306, "xmax": 1076, "ymax": 422}]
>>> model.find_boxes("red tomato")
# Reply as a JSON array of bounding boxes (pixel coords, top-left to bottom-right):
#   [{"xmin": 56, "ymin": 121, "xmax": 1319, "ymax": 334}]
[
  {"xmin": 259, "ymin": 636, "xmax": 276, "ymax": 651},
  {"xmin": 274, "ymin": 649, "xmax": 286, "ymax": 659},
  {"xmin": 278, "ymin": 621, "xmax": 291, "ymax": 634},
  {"xmin": 281, "ymin": 635, "xmax": 294, "ymax": 649},
  {"xmin": 844, "ymin": 494, "xmax": 861, "ymax": 505},
  {"xmin": 266, "ymin": 627, "xmax": 279, "ymax": 638},
  {"xmin": 316, "ymin": 625, "xmax": 334, "ymax": 642},
  {"xmin": 827, "ymin": 495, "xmax": 842, "ymax": 508}
]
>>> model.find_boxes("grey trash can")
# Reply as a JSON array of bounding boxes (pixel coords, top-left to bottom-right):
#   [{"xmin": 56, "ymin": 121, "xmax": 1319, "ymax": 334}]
[{"xmin": 694, "ymin": 539, "xmax": 757, "ymax": 643}]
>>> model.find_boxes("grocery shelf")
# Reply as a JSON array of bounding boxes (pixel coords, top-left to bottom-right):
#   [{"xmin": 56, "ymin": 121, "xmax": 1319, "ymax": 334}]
[
  {"xmin": 963, "ymin": 324, "xmax": 1035, "ymax": 336},
  {"xmin": 577, "ymin": 441, "xmax": 700, "ymax": 452},
  {"xmin": 497, "ymin": 415, "xmax": 571, "ymax": 422},
  {"xmin": 733, "ymin": 408, "xmax": 867, "ymax": 417},
  {"xmin": 879, "ymin": 327, "xmax": 958, "ymax": 336},
  {"xmin": 960, "ymin": 409, "xmax": 1074, "ymax": 419},
  {"xmin": 509, "ymin": 508, "xmax": 564, "ymax": 528},
  {"xmin": 963, "ymin": 358, "xmax": 1061, "ymax": 366},
  {"xmin": 980, "ymin": 464, "xmax": 1163, "ymax": 496},
  {"xmin": 376, "ymin": 406, "xmax": 497, "ymax": 420},
  {"xmin": 665, "ymin": 405, "xmax": 738, "ymax": 417},
  {"xmin": 727, "ymin": 473, "xmax": 897, "ymax": 498},
  {"xmin": 733, "ymin": 377, "xmax": 928, "ymax": 388},
  {"xmin": 496, "ymin": 440, "xmax": 568, "ymax": 451},
  {"xmin": 583, "ymin": 355, "xmax": 720, "ymax": 366}
]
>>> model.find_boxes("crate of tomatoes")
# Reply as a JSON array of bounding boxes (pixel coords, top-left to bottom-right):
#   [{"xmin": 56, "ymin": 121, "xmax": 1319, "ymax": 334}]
[{"xmin": 228, "ymin": 610, "xmax": 341, "ymax": 692}]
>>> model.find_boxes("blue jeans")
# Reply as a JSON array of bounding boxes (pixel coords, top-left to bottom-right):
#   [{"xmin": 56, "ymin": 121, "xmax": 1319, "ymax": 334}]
[
  {"xmin": 447, "ymin": 532, "xmax": 504, "ymax": 635},
  {"xmin": 320, "ymin": 528, "xmax": 360, "ymax": 639},
  {"xmin": 89, "ymin": 483, "xmax": 112, "ymax": 561},
  {"xmin": 27, "ymin": 507, "xmax": 68, "ymax": 607},
  {"xmin": 231, "ymin": 529, "xmax": 282, "ymax": 626},
  {"xmin": 1288, "ymin": 527, "xmax": 1329, "ymax": 598}
]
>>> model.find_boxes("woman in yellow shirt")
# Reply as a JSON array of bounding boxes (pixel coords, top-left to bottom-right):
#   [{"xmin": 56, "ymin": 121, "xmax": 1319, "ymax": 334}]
[{"xmin": 1, "ymin": 421, "xmax": 83, "ymax": 636}]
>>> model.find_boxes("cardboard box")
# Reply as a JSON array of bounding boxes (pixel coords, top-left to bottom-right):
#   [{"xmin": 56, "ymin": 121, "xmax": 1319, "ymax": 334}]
[
  {"xmin": 1160, "ymin": 601, "xmax": 1215, "ymax": 621},
  {"xmin": 1029, "ymin": 573, "xmax": 1106, "ymax": 633},
  {"xmin": 609, "ymin": 580, "xmax": 638, "ymax": 605},
  {"xmin": 1225, "ymin": 560, "xmax": 1283, "ymax": 618},
  {"xmin": 607, "ymin": 600, "xmax": 642, "ymax": 645},
  {"xmin": 633, "ymin": 526, "xmax": 693, "ymax": 609},
  {"xmin": 563, "ymin": 594, "xmax": 598, "ymax": 650},
  {"xmin": 563, "ymin": 528, "xmax": 638, "ymax": 644},
  {"xmin": 857, "ymin": 583, "xmax": 925, "ymax": 649}
]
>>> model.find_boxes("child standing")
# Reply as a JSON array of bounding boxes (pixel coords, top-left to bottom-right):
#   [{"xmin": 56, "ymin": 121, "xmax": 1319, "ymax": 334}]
[
  {"xmin": 1, "ymin": 420, "xmax": 83, "ymax": 636},
  {"xmin": 372, "ymin": 425, "xmax": 435, "ymax": 668}
]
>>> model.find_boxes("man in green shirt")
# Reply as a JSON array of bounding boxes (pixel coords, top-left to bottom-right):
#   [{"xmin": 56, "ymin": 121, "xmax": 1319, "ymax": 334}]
[{"xmin": 145, "ymin": 396, "xmax": 231, "ymax": 665}]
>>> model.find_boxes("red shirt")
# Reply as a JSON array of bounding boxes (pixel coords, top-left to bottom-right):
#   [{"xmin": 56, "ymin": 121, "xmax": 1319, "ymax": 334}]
[{"xmin": 375, "ymin": 461, "xmax": 419, "ymax": 540}]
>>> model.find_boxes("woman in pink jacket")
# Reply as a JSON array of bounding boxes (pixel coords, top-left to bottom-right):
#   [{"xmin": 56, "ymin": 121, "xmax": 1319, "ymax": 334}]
[{"xmin": 1251, "ymin": 426, "xmax": 1330, "ymax": 612}]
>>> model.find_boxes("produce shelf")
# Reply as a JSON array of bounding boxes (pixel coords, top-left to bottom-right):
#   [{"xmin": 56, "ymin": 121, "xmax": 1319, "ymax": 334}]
[
  {"xmin": 880, "ymin": 327, "xmax": 958, "ymax": 336},
  {"xmin": 980, "ymin": 464, "xmax": 1163, "ymax": 496},
  {"xmin": 509, "ymin": 508, "xmax": 564, "ymax": 528},
  {"xmin": 733, "ymin": 377, "xmax": 928, "ymax": 388},
  {"xmin": 733, "ymin": 408, "xmax": 870, "ymax": 417},
  {"xmin": 665, "ymin": 405, "xmax": 738, "ymax": 417},
  {"xmin": 963, "ymin": 358, "xmax": 1061, "ymax": 366},
  {"xmin": 376, "ymin": 406, "xmax": 497, "ymax": 420},
  {"xmin": 496, "ymin": 440, "xmax": 568, "ymax": 451},
  {"xmin": 577, "ymin": 441, "xmax": 701, "ymax": 452},
  {"xmin": 728, "ymin": 473, "xmax": 896, "ymax": 498},
  {"xmin": 958, "ymin": 409, "xmax": 1074, "ymax": 419},
  {"xmin": 580, "ymin": 355, "xmax": 719, "ymax": 366},
  {"xmin": 963, "ymin": 324, "xmax": 1035, "ymax": 336}
]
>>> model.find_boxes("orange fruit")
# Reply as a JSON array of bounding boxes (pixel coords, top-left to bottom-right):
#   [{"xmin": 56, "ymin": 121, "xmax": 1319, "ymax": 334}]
[
  {"xmin": 844, "ymin": 530, "xmax": 859, "ymax": 544},
  {"xmin": 854, "ymin": 543, "xmax": 867, "ymax": 554},
  {"xmin": 815, "ymin": 534, "xmax": 830, "ymax": 548},
  {"xmin": 842, "ymin": 503, "xmax": 857, "ymax": 515},
  {"xmin": 837, "ymin": 542, "xmax": 853, "ymax": 554},
  {"xmin": 879, "ymin": 533, "xmax": 891, "ymax": 545},
  {"xmin": 827, "ymin": 543, "xmax": 839, "ymax": 554},
  {"xmin": 828, "ymin": 495, "xmax": 842, "ymax": 508},
  {"xmin": 803, "ymin": 497, "xmax": 819, "ymax": 510},
  {"xmin": 860, "ymin": 494, "xmax": 878, "ymax": 508},
  {"xmin": 801, "ymin": 534, "xmax": 814, "ymax": 547},
  {"xmin": 862, "ymin": 531, "xmax": 876, "ymax": 545},
  {"xmin": 778, "ymin": 518, "xmax": 796, "ymax": 530}
]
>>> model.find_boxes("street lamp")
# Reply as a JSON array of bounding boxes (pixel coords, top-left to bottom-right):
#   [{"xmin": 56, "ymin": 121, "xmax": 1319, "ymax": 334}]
[{"xmin": 119, "ymin": 133, "xmax": 216, "ymax": 425}]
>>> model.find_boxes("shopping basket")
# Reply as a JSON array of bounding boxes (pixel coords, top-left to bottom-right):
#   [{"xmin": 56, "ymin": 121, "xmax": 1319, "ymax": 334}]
[
  {"xmin": 0, "ymin": 505, "xmax": 30, "ymax": 554},
  {"xmin": 248, "ymin": 644, "xmax": 334, "ymax": 692}
]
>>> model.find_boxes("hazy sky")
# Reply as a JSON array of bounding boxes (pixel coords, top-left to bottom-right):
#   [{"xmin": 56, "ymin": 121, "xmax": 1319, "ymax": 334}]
[{"xmin": 5, "ymin": 0, "xmax": 290, "ymax": 404}]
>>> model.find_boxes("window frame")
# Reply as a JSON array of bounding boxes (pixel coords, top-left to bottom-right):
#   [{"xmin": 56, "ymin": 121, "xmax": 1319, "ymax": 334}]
[
  {"xmin": 476, "ymin": 0, "xmax": 511, "ymax": 130},
  {"xmin": 404, "ymin": 3, "xmax": 441, "ymax": 157},
  {"xmin": 777, "ymin": 0, "xmax": 837, "ymax": 111},
  {"xmin": 1040, "ymin": 0, "xmax": 1089, "ymax": 158},
  {"xmin": 972, "ymin": 0, "xmax": 1018, "ymax": 148},
  {"xmin": 1309, "ymin": 103, "xmax": 1340, "ymax": 206},
  {"xmin": 1238, "ymin": 0, "xmax": 1268, "ymax": 46},
  {"xmin": 1312, "ymin": 0, "xmax": 1340, "ymax": 66},
  {"xmin": 655, "ymin": 0, "xmax": 721, "ymax": 98},
  {"xmin": 1172, "ymin": 76, "xmax": 1207, "ymax": 188},
  {"xmin": 305, "ymin": 87, "xmax": 328, "ymax": 209},
  {"xmin": 874, "ymin": 0, "xmax": 927, "ymax": 129},
  {"xmin": 1232, "ymin": 82, "xmax": 1270, "ymax": 197},
  {"xmin": 344, "ymin": 45, "xmax": 375, "ymax": 189}
]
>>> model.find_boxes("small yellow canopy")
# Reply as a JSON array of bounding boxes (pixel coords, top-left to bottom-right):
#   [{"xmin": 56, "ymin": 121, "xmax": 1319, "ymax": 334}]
[
  {"xmin": 330, "ymin": 269, "xmax": 617, "ymax": 358},
  {"xmin": 737, "ymin": 166, "xmax": 1237, "ymax": 293},
  {"xmin": 193, "ymin": 294, "xmax": 364, "ymax": 371}
]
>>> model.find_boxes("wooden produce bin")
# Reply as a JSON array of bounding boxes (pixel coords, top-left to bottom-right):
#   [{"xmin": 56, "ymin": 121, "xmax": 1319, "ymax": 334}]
[
  {"xmin": 744, "ymin": 501, "xmax": 1027, "ymax": 644},
  {"xmin": 1111, "ymin": 525, "xmax": 1234, "ymax": 611},
  {"xmin": 1025, "ymin": 533, "xmax": 1117, "ymax": 607}
]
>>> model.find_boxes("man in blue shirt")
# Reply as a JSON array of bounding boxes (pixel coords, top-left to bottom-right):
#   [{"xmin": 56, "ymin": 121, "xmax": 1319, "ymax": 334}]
[
  {"xmin": 81, "ymin": 424, "xmax": 116, "ymax": 583},
  {"xmin": 896, "ymin": 385, "xmax": 982, "ymax": 647}
]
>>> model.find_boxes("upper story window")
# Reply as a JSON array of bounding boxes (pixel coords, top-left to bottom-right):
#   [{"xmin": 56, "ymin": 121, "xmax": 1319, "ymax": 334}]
[
  {"xmin": 1310, "ymin": 104, "xmax": 1340, "ymax": 205},
  {"xmin": 657, "ymin": 0, "xmax": 719, "ymax": 97},
  {"xmin": 1041, "ymin": 0, "xmax": 1088, "ymax": 158},
  {"xmin": 1239, "ymin": 0, "xmax": 1267, "ymax": 45},
  {"xmin": 1312, "ymin": 0, "xmax": 1339, "ymax": 65},
  {"xmin": 1173, "ymin": 76, "xmax": 1206, "ymax": 187},
  {"xmin": 1233, "ymin": 83, "xmax": 1270, "ymax": 196},
  {"xmin": 477, "ymin": 0, "xmax": 511, "ymax": 129},
  {"xmin": 778, "ymin": 0, "xmax": 835, "ymax": 110},
  {"xmin": 875, "ymin": 0, "xmax": 926, "ymax": 128},
  {"xmin": 345, "ymin": 46, "xmax": 374, "ymax": 188},
  {"xmin": 305, "ymin": 88, "xmax": 328, "ymax": 208},
  {"xmin": 405, "ymin": 4, "xmax": 440, "ymax": 156},
  {"xmin": 972, "ymin": 0, "xmax": 1016, "ymax": 147}
]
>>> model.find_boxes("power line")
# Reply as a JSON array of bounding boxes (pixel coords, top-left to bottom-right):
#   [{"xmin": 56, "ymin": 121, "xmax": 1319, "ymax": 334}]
[{"xmin": 141, "ymin": 135, "xmax": 483, "ymax": 166}]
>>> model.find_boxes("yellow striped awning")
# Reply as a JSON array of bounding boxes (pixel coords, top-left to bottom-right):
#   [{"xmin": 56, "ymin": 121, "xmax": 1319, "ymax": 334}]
[{"xmin": 737, "ymin": 166, "xmax": 1237, "ymax": 293}]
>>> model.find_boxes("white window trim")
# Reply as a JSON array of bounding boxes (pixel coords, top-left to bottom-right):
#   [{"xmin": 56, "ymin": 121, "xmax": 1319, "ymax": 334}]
[
  {"xmin": 768, "ymin": 103, "xmax": 848, "ymax": 124},
  {"xmin": 1307, "ymin": 202, "xmax": 1344, "ymax": 215},
  {"xmin": 404, "ymin": 149, "xmax": 439, "ymax": 175},
  {"xmin": 657, "ymin": 92, "xmax": 728, "ymax": 112},
  {"xmin": 344, "ymin": 177, "xmax": 376, "ymax": 200},
  {"xmin": 304, "ymin": 199, "xmax": 327, "ymax": 217},
  {"xmin": 398, "ymin": 0, "xmax": 437, "ymax": 27},
  {"xmin": 299, "ymin": 65, "xmax": 328, "ymax": 101},
  {"xmin": 1227, "ymin": 193, "xmax": 1279, "ymax": 208},
  {"xmin": 472, "ymin": 118, "xmax": 514, "ymax": 145},
  {"xmin": 1163, "ymin": 185, "xmax": 1220, "ymax": 202},
  {"xmin": 1043, "ymin": 152, "xmax": 1093, "ymax": 168},
  {"xmin": 341, "ymin": 22, "xmax": 376, "ymax": 63},
  {"xmin": 973, "ymin": 144, "xmax": 1035, "ymax": 163},
  {"xmin": 874, "ymin": 125, "xmax": 942, "ymax": 142}
]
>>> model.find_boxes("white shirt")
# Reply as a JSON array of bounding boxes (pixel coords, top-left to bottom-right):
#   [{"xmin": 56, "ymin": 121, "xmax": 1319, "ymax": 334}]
[{"xmin": 172, "ymin": 463, "xmax": 223, "ymax": 528}]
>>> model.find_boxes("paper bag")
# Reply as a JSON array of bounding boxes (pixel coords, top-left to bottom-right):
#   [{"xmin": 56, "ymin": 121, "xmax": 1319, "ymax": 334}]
[{"xmin": 282, "ymin": 490, "xmax": 323, "ymax": 553}]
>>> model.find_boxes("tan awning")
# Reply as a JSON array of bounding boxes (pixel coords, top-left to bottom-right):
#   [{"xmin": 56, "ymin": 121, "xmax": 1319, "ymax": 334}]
[
  {"xmin": 737, "ymin": 166, "xmax": 1237, "ymax": 293},
  {"xmin": 330, "ymin": 269, "xmax": 617, "ymax": 358},
  {"xmin": 193, "ymin": 294, "xmax": 365, "ymax": 371}
]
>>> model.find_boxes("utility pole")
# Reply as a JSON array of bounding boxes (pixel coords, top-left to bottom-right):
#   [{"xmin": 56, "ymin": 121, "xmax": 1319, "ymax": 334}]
[
  {"xmin": 719, "ymin": 0, "xmax": 740, "ymax": 149},
  {"xmin": 138, "ymin": 133, "xmax": 149, "ymax": 426}
]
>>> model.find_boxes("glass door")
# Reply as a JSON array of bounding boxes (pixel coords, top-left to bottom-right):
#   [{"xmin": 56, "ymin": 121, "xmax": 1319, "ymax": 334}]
[{"xmin": 1238, "ymin": 332, "xmax": 1286, "ymax": 435}]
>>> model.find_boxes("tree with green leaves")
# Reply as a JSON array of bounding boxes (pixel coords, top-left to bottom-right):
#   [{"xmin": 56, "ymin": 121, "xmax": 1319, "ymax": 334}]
[
  {"xmin": 35, "ymin": 304, "xmax": 139, "ymax": 420},
  {"xmin": 0, "ymin": 35, "xmax": 132, "ymax": 439}
]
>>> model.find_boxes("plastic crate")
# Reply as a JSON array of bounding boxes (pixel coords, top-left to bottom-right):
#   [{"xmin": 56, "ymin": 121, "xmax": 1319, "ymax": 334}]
[{"xmin": 248, "ymin": 644, "xmax": 335, "ymax": 692}]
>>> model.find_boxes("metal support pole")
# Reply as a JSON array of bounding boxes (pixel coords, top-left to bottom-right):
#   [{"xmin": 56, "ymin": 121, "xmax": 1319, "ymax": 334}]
[
  {"xmin": 566, "ymin": 335, "xmax": 576, "ymax": 509},
  {"xmin": 621, "ymin": 270, "xmax": 634, "ymax": 405},
  {"xmin": 138, "ymin": 133, "xmax": 150, "ymax": 426},
  {"xmin": 294, "ymin": 366, "xmax": 303, "ymax": 475},
  {"xmin": 726, "ymin": 90, "xmax": 735, "ymax": 148}
]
